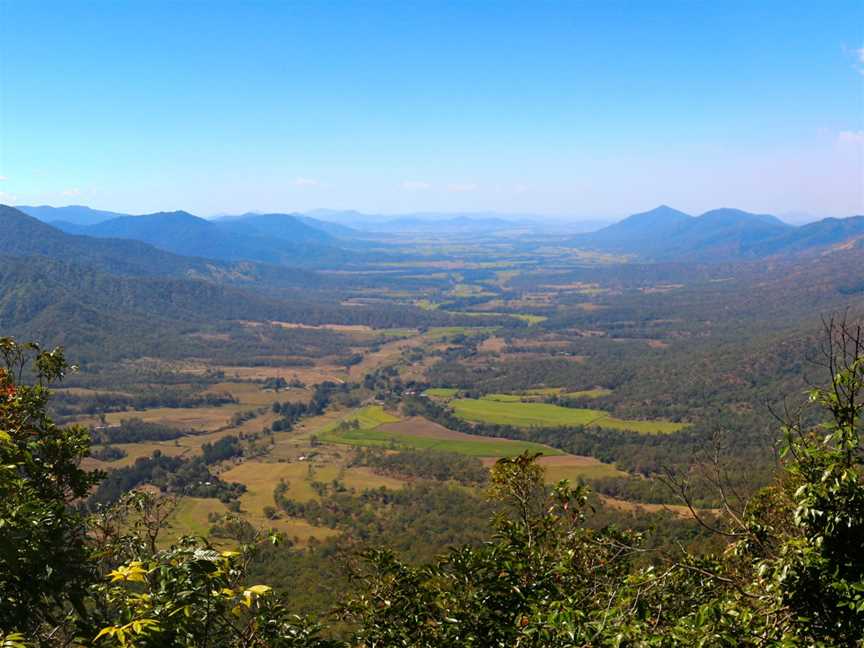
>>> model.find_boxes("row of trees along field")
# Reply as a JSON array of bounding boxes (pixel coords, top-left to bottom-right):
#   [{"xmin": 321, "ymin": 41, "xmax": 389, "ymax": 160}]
[{"xmin": 2, "ymin": 323, "xmax": 864, "ymax": 645}]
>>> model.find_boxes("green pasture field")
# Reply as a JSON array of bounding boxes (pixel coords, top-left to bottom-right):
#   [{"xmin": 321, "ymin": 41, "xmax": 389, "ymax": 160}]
[
  {"xmin": 450, "ymin": 311, "xmax": 547, "ymax": 325},
  {"xmin": 424, "ymin": 326, "xmax": 498, "ymax": 340},
  {"xmin": 511, "ymin": 313, "xmax": 548, "ymax": 325},
  {"xmin": 423, "ymin": 387, "xmax": 459, "ymax": 399},
  {"xmin": 561, "ymin": 388, "xmax": 613, "ymax": 399},
  {"xmin": 451, "ymin": 399, "xmax": 685, "ymax": 435},
  {"xmin": 541, "ymin": 461, "xmax": 627, "ymax": 482},
  {"xmin": 481, "ymin": 388, "xmax": 611, "ymax": 403},
  {"xmin": 482, "ymin": 394, "xmax": 523, "ymax": 402},
  {"xmin": 318, "ymin": 406, "xmax": 563, "ymax": 457}
]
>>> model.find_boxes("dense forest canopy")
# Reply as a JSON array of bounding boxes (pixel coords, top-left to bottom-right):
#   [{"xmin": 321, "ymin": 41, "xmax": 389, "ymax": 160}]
[{"xmin": 2, "ymin": 320, "xmax": 864, "ymax": 645}]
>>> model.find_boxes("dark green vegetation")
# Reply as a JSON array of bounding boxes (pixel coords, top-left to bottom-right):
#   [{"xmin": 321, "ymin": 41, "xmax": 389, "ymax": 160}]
[
  {"xmin": 4, "ymin": 202, "xmax": 864, "ymax": 644},
  {"xmin": 3, "ymin": 331, "xmax": 864, "ymax": 645}
]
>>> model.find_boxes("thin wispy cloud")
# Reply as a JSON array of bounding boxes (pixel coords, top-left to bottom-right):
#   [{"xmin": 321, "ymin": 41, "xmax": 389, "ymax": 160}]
[
  {"xmin": 292, "ymin": 177, "xmax": 320, "ymax": 188},
  {"xmin": 402, "ymin": 180, "xmax": 431, "ymax": 191},
  {"xmin": 62, "ymin": 188, "xmax": 82, "ymax": 197},
  {"xmin": 0, "ymin": 176, "xmax": 8, "ymax": 181}
]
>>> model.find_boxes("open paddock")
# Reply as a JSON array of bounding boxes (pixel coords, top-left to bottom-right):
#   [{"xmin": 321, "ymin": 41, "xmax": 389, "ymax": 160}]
[
  {"xmin": 209, "ymin": 364, "xmax": 348, "ymax": 384},
  {"xmin": 167, "ymin": 495, "xmax": 338, "ymax": 546},
  {"xmin": 451, "ymin": 399, "xmax": 686, "ymax": 434},
  {"xmin": 321, "ymin": 412, "xmax": 564, "ymax": 458},
  {"xmin": 480, "ymin": 454, "xmax": 626, "ymax": 482}
]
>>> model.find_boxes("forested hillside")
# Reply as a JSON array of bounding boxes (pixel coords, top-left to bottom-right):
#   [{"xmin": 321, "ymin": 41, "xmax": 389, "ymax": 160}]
[
  {"xmin": 2, "ymin": 324, "xmax": 863, "ymax": 645},
  {"xmin": 3, "ymin": 200, "xmax": 864, "ymax": 646},
  {"xmin": 569, "ymin": 205, "xmax": 864, "ymax": 260}
]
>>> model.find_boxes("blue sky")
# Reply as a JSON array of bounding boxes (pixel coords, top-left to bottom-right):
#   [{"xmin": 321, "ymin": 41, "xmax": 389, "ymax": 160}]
[{"xmin": 1, "ymin": 1, "xmax": 862, "ymax": 218}]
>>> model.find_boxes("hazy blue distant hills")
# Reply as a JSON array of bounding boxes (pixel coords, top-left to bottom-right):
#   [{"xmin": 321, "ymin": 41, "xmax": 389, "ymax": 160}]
[
  {"xmin": 0, "ymin": 205, "xmax": 338, "ymax": 290},
  {"xmin": 299, "ymin": 209, "xmax": 560, "ymax": 233},
  {"xmin": 381, "ymin": 214, "xmax": 527, "ymax": 233},
  {"xmin": 17, "ymin": 204, "xmax": 132, "ymax": 226},
  {"xmin": 569, "ymin": 205, "xmax": 864, "ymax": 260},
  {"xmin": 746, "ymin": 216, "xmax": 864, "ymax": 256},
  {"xmin": 0, "ymin": 204, "xmax": 224, "ymax": 277},
  {"xmin": 569, "ymin": 205, "xmax": 692, "ymax": 250},
  {"xmin": 18, "ymin": 204, "xmax": 608, "ymax": 238},
  {"xmin": 50, "ymin": 210, "xmax": 355, "ymax": 266},
  {"xmin": 19, "ymin": 204, "xmax": 363, "ymax": 244},
  {"xmin": 217, "ymin": 212, "xmax": 361, "ymax": 240}
]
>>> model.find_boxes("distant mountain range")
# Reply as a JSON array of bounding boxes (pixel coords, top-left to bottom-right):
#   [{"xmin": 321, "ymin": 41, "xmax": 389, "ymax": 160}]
[
  {"xmin": 215, "ymin": 212, "xmax": 362, "ymax": 240},
  {"xmin": 16, "ymin": 204, "xmax": 135, "ymax": 226},
  {"xmin": 16, "ymin": 206, "xmax": 357, "ymax": 267},
  {"xmin": 0, "ymin": 205, "xmax": 333, "ymax": 288},
  {"xmin": 568, "ymin": 205, "xmax": 864, "ymax": 261},
  {"xmin": 14, "ymin": 203, "xmax": 864, "ymax": 263}
]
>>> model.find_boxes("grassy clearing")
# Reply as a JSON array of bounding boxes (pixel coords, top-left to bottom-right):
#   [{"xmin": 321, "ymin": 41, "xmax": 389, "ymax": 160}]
[
  {"xmin": 424, "ymin": 388, "xmax": 459, "ymax": 399},
  {"xmin": 322, "ymin": 428, "xmax": 558, "ymax": 456},
  {"xmin": 449, "ymin": 284, "xmax": 496, "ymax": 298},
  {"xmin": 202, "ymin": 382, "xmax": 275, "ymax": 407},
  {"xmin": 481, "ymin": 388, "xmax": 611, "ymax": 403},
  {"xmin": 348, "ymin": 337, "xmax": 418, "ymax": 380},
  {"xmin": 319, "ymin": 411, "xmax": 562, "ymax": 457},
  {"xmin": 522, "ymin": 387, "xmax": 564, "ymax": 395},
  {"xmin": 170, "ymin": 497, "xmax": 228, "ymax": 538},
  {"xmin": 84, "ymin": 442, "xmax": 189, "ymax": 471},
  {"xmin": 451, "ymin": 399, "xmax": 685, "ymax": 435},
  {"xmin": 512, "ymin": 313, "xmax": 548, "ymax": 325},
  {"xmin": 453, "ymin": 311, "xmax": 548, "ymax": 326},
  {"xmin": 424, "ymin": 326, "xmax": 497, "ymax": 340},
  {"xmin": 374, "ymin": 328, "xmax": 417, "ymax": 339},
  {"xmin": 538, "ymin": 458, "xmax": 626, "ymax": 482},
  {"xmin": 76, "ymin": 405, "xmax": 247, "ymax": 432},
  {"xmin": 563, "ymin": 388, "xmax": 613, "ymax": 399},
  {"xmin": 321, "ymin": 404, "xmax": 401, "ymax": 431},
  {"xmin": 168, "ymin": 493, "xmax": 338, "ymax": 546},
  {"xmin": 482, "ymin": 394, "xmax": 523, "ymax": 402},
  {"xmin": 481, "ymin": 455, "xmax": 626, "ymax": 483}
]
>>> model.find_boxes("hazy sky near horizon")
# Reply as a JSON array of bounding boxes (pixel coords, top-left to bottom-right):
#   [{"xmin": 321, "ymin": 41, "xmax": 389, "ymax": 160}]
[{"xmin": 1, "ymin": 1, "xmax": 862, "ymax": 219}]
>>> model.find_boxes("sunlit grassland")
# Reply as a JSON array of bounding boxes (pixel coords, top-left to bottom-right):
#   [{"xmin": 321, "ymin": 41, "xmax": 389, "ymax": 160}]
[
  {"xmin": 451, "ymin": 399, "xmax": 685, "ymax": 434},
  {"xmin": 479, "ymin": 388, "xmax": 612, "ymax": 404},
  {"xmin": 541, "ymin": 461, "xmax": 627, "ymax": 482},
  {"xmin": 168, "ymin": 493, "xmax": 337, "ymax": 546},
  {"xmin": 423, "ymin": 387, "xmax": 459, "ymax": 399},
  {"xmin": 415, "ymin": 299, "xmax": 440, "ymax": 310},
  {"xmin": 424, "ymin": 326, "xmax": 498, "ymax": 340},
  {"xmin": 318, "ymin": 406, "xmax": 563, "ymax": 457},
  {"xmin": 451, "ymin": 311, "xmax": 547, "ymax": 325},
  {"xmin": 564, "ymin": 388, "xmax": 613, "ymax": 399}
]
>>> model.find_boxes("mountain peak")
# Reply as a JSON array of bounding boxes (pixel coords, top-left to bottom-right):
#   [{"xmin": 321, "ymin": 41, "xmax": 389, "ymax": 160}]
[
  {"xmin": 698, "ymin": 208, "xmax": 788, "ymax": 227},
  {"xmin": 628, "ymin": 205, "xmax": 692, "ymax": 223}
]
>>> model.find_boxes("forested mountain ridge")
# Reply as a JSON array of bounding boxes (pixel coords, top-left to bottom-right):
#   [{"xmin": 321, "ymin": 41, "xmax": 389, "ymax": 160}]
[
  {"xmin": 569, "ymin": 205, "xmax": 864, "ymax": 260},
  {"xmin": 16, "ymin": 204, "xmax": 133, "ymax": 226},
  {"xmin": 217, "ymin": 212, "xmax": 362, "ymax": 240},
  {"xmin": 19, "ymin": 205, "xmax": 362, "ymax": 240},
  {"xmin": 50, "ymin": 209, "xmax": 356, "ymax": 266},
  {"xmin": 0, "ymin": 205, "xmax": 367, "ymax": 291},
  {"xmin": 0, "ymin": 256, "xmax": 509, "ymax": 363},
  {"xmin": 0, "ymin": 204, "xmax": 234, "ymax": 278}
]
